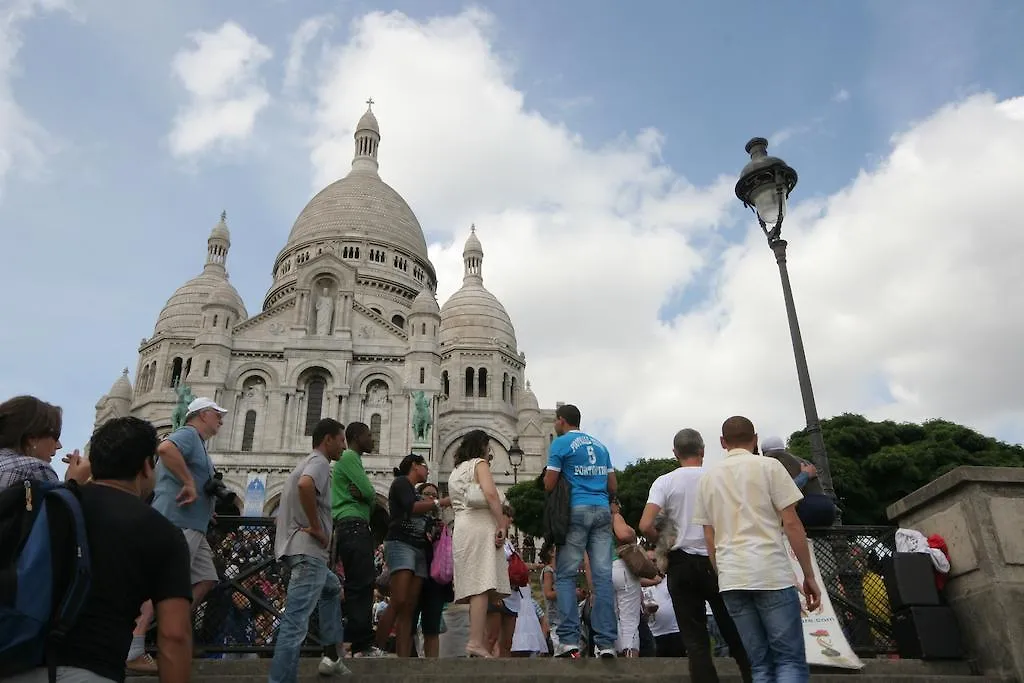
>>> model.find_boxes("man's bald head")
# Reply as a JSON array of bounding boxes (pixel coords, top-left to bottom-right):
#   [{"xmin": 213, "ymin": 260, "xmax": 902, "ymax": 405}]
[{"xmin": 721, "ymin": 415, "xmax": 758, "ymax": 451}]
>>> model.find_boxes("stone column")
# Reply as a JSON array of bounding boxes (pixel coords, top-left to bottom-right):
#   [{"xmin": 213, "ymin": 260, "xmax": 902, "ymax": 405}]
[{"xmin": 887, "ymin": 466, "xmax": 1024, "ymax": 682}]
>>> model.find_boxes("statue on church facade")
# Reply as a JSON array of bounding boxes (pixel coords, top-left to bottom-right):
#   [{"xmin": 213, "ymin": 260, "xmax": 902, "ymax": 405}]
[
  {"xmin": 412, "ymin": 390, "xmax": 432, "ymax": 442},
  {"xmin": 315, "ymin": 287, "xmax": 333, "ymax": 335},
  {"xmin": 171, "ymin": 380, "xmax": 195, "ymax": 430}
]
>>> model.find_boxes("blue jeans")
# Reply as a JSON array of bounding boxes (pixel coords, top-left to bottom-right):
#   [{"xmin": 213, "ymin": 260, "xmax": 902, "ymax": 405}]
[
  {"xmin": 555, "ymin": 505, "xmax": 617, "ymax": 650},
  {"xmin": 269, "ymin": 554, "xmax": 344, "ymax": 683},
  {"xmin": 721, "ymin": 587, "xmax": 808, "ymax": 683}
]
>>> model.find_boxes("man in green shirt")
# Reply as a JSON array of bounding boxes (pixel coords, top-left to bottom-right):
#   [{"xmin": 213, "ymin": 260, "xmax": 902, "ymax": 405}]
[{"xmin": 331, "ymin": 422, "xmax": 385, "ymax": 657}]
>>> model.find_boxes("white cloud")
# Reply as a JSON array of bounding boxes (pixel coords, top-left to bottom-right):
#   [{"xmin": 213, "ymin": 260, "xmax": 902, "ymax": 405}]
[
  {"xmin": 293, "ymin": 10, "xmax": 1024, "ymax": 462},
  {"xmin": 167, "ymin": 21, "xmax": 272, "ymax": 158},
  {"xmin": 833, "ymin": 88, "xmax": 851, "ymax": 103},
  {"xmin": 0, "ymin": 0, "xmax": 69, "ymax": 198},
  {"xmin": 308, "ymin": 11, "xmax": 1024, "ymax": 461},
  {"xmin": 284, "ymin": 15, "xmax": 332, "ymax": 93}
]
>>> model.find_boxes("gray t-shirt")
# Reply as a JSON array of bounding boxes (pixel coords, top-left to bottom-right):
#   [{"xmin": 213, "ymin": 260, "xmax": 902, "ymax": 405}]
[
  {"xmin": 151, "ymin": 426, "xmax": 214, "ymax": 532},
  {"xmin": 275, "ymin": 451, "xmax": 333, "ymax": 561}
]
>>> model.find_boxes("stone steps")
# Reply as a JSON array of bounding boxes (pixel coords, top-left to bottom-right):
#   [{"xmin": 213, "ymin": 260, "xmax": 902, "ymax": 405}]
[{"xmin": 125, "ymin": 657, "xmax": 1008, "ymax": 682}]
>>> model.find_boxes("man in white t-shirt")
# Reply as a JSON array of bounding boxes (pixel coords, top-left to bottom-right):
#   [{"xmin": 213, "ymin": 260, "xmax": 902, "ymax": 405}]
[
  {"xmin": 693, "ymin": 416, "xmax": 821, "ymax": 683},
  {"xmin": 640, "ymin": 428, "xmax": 751, "ymax": 683}
]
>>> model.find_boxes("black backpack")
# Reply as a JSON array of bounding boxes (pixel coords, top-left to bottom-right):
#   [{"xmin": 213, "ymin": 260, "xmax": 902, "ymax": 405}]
[
  {"xmin": 543, "ymin": 475, "xmax": 571, "ymax": 546},
  {"xmin": 0, "ymin": 479, "xmax": 92, "ymax": 680}
]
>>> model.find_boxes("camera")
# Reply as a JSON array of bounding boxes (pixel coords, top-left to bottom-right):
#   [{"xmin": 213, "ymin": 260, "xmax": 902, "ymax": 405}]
[{"xmin": 204, "ymin": 470, "xmax": 239, "ymax": 507}]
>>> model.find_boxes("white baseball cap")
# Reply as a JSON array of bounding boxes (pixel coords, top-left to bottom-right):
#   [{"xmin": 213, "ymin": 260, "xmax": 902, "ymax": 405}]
[
  {"xmin": 186, "ymin": 397, "xmax": 228, "ymax": 419},
  {"xmin": 760, "ymin": 435, "xmax": 785, "ymax": 453}
]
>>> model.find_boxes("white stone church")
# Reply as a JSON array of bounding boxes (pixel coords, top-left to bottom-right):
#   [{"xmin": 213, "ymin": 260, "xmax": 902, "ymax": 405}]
[{"xmin": 92, "ymin": 105, "xmax": 556, "ymax": 515}]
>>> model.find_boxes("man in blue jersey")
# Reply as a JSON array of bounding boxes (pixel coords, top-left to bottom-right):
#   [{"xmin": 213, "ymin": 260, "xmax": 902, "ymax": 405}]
[{"xmin": 543, "ymin": 404, "xmax": 618, "ymax": 659}]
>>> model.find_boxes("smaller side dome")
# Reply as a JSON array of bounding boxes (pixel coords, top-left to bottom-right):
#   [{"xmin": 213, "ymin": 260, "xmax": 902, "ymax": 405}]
[
  {"xmin": 210, "ymin": 211, "xmax": 230, "ymax": 241},
  {"xmin": 108, "ymin": 368, "xmax": 133, "ymax": 402},
  {"xmin": 518, "ymin": 380, "xmax": 540, "ymax": 412},
  {"xmin": 411, "ymin": 288, "xmax": 440, "ymax": 316},
  {"xmin": 205, "ymin": 280, "xmax": 243, "ymax": 311},
  {"xmin": 463, "ymin": 224, "xmax": 482, "ymax": 257},
  {"xmin": 356, "ymin": 106, "xmax": 380, "ymax": 135}
]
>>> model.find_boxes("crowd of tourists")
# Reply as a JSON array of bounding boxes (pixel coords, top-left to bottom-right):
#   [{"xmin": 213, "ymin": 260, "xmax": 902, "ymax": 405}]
[{"xmin": 0, "ymin": 394, "xmax": 828, "ymax": 683}]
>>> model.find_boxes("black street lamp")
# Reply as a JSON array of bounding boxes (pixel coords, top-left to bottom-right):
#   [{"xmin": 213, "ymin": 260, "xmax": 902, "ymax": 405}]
[
  {"xmin": 735, "ymin": 137, "xmax": 838, "ymax": 517},
  {"xmin": 507, "ymin": 437, "xmax": 524, "ymax": 486}
]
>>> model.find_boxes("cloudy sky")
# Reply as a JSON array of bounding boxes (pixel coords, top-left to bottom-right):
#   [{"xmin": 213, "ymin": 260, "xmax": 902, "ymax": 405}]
[{"xmin": 2, "ymin": 0, "xmax": 1023, "ymax": 471}]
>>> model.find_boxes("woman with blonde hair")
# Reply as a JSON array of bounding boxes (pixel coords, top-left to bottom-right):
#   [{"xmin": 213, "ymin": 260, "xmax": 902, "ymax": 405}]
[{"xmin": 447, "ymin": 430, "xmax": 509, "ymax": 658}]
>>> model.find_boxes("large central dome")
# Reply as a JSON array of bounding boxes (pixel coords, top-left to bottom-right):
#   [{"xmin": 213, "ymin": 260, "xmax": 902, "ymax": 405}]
[
  {"xmin": 282, "ymin": 104, "xmax": 429, "ymax": 264},
  {"xmin": 285, "ymin": 173, "xmax": 428, "ymax": 263}
]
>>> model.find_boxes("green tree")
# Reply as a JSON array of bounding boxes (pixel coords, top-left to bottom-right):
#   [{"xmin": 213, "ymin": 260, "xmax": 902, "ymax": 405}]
[
  {"xmin": 787, "ymin": 414, "xmax": 1024, "ymax": 524},
  {"xmin": 505, "ymin": 476, "xmax": 546, "ymax": 539},
  {"xmin": 615, "ymin": 458, "xmax": 678, "ymax": 528}
]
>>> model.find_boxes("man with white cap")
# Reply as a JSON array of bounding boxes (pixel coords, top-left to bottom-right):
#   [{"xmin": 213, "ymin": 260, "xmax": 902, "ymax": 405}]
[{"xmin": 151, "ymin": 397, "xmax": 228, "ymax": 609}]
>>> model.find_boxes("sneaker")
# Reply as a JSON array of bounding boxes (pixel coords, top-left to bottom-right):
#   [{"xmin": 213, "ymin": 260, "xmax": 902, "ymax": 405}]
[
  {"xmin": 125, "ymin": 653, "xmax": 158, "ymax": 674},
  {"xmin": 317, "ymin": 656, "xmax": 352, "ymax": 677},
  {"xmin": 553, "ymin": 643, "xmax": 580, "ymax": 658},
  {"xmin": 594, "ymin": 646, "xmax": 617, "ymax": 659},
  {"xmin": 353, "ymin": 646, "xmax": 393, "ymax": 658}
]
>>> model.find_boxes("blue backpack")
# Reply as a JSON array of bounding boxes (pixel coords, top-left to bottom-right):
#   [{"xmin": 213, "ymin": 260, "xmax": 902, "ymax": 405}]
[{"xmin": 0, "ymin": 479, "xmax": 92, "ymax": 679}]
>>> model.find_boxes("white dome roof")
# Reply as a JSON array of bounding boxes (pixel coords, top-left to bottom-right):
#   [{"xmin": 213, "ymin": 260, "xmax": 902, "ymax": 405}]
[
  {"xmin": 205, "ymin": 280, "xmax": 244, "ymax": 311},
  {"xmin": 108, "ymin": 369, "xmax": 133, "ymax": 401},
  {"xmin": 356, "ymin": 107, "xmax": 380, "ymax": 135},
  {"xmin": 440, "ymin": 227, "xmax": 516, "ymax": 349},
  {"xmin": 440, "ymin": 285, "xmax": 517, "ymax": 347},
  {"xmin": 155, "ymin": 214, "xmax": 247, "ymax": 335},
  {"xmin": 412, "ymin": 288, "xmax": 440, "ymax": 316},
  {"xmin": 518, "ymin": 381, "xmax": 539, "ymax": 412},
  {"xmin": 284, "ymin": 173, "xmax": 429, "ymax": 263},
  {"xmin": 154, "ymin": 272, "xmax": 246, "ymax": 335}
]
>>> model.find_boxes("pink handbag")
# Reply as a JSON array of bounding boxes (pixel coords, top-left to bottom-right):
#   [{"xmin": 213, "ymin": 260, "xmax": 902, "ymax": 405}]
[{"xmin": 430, "ymin": 524, "xmax": 454, "ymax": 584}]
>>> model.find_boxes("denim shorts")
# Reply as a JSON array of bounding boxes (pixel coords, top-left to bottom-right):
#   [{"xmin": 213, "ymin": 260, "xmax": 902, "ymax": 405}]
[{"xmin": 384, "ymin": 539, "xmax": 428, "ymax": 579}]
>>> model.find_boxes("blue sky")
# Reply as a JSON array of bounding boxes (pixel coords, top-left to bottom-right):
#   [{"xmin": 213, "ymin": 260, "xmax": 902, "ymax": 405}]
[{"xmin": 2, "ymin": 0, "xmax": 1023, "ymax": 469}]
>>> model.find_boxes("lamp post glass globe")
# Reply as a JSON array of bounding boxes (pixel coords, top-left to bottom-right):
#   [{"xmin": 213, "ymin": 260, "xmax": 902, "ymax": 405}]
[
  {"xmin": 508, "ymin": 438, "xmax": 524, "ymax": 469},
  {"xmin": 751, "ymin": 182, "xmax": 786, "ymax": 229},
  {"xmin": 735, "ymin": 137, "xmax": 798, "ymax": 237}
]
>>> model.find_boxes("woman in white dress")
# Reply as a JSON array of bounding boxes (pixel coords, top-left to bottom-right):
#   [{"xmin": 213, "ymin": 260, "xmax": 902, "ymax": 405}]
[{"xmin": 448, "ymin": 429, "xmax": 510, "ymax": 658}]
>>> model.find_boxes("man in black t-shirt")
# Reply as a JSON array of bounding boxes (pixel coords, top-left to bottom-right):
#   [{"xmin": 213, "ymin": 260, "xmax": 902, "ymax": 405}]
[{"xmin": 9, "ymin": 417, "xmax": 193, "ymax": 683}]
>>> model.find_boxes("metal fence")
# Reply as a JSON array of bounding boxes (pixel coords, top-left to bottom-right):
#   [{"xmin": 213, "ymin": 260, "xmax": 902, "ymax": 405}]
[
  {"xmin": 185, "ymin": 518, "xmax": 898, "ymax": 656},
  {"xmin": 192, "ymin": 518, "xmax": 311, "ymax": 654},
  {"xmin": 806, "ymin": 525, "xmax": 898, "ymax": 657}
]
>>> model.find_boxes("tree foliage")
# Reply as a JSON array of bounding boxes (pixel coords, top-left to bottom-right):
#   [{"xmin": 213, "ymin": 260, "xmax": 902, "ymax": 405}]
[
  {"xmin": 787, "ymin": 413, "xmax": 1024, "ymax": 524},
  {"xmin": 505, "ymin": 475, "xmax": 546, "ymax": 540},
  {"xmin": 615, "ymin": 458, "xmax": 678, "ymax": 528}
]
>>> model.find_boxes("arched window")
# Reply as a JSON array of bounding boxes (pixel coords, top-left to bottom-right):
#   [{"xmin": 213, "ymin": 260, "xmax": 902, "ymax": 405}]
[
  {"xmin": 464, "ymin": 368, "xmax": 475, "ymax": 397},
  {"xmin": 213, "ymin": 314, "xmax": 219, "ymax": 328},
  {"xmin": 169, "ymin": 357, "xmax": 183, "ymax": 387},
  {"xmin": 510, "ymin": 377, "xmax": 517, "ymax": 406},
  {"xmin": 183, "ymin": 358, "xmax": 192, "ymax": 378},
  {"xmin": 478, "ymin": 368, "xmax": 488, "ymax": 398},
  {"xmin": 502, "ymin": 373, "xmax": 509, "ymax": 401},
  {"xmin": 392, "ymin": 314, "xmax": 405, "ymax": 329},
  {"xmin": 370, "ymin": 414, "xmax": 382, "ymax": 454},
  {"xmin": 304, "ymin": 377, "xmax": 326, "ymax": 436},
  {"xmin": 419, "ymin": 367, "xmax": 425, "ymax": 384},
  {"xmin": 421, "ymin": 323, "xmax": 426, "ymax": 335},
  {"xmin": 441, "ymin": 371, "xmax": 449, "ymax": 397},
  {"xmin": 203, "ymin": 360, "xmax": 211, "ymax": 377},
  {"xmin": 241, "ymin": 410, "xmax": 257, "ymax": 452}
]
